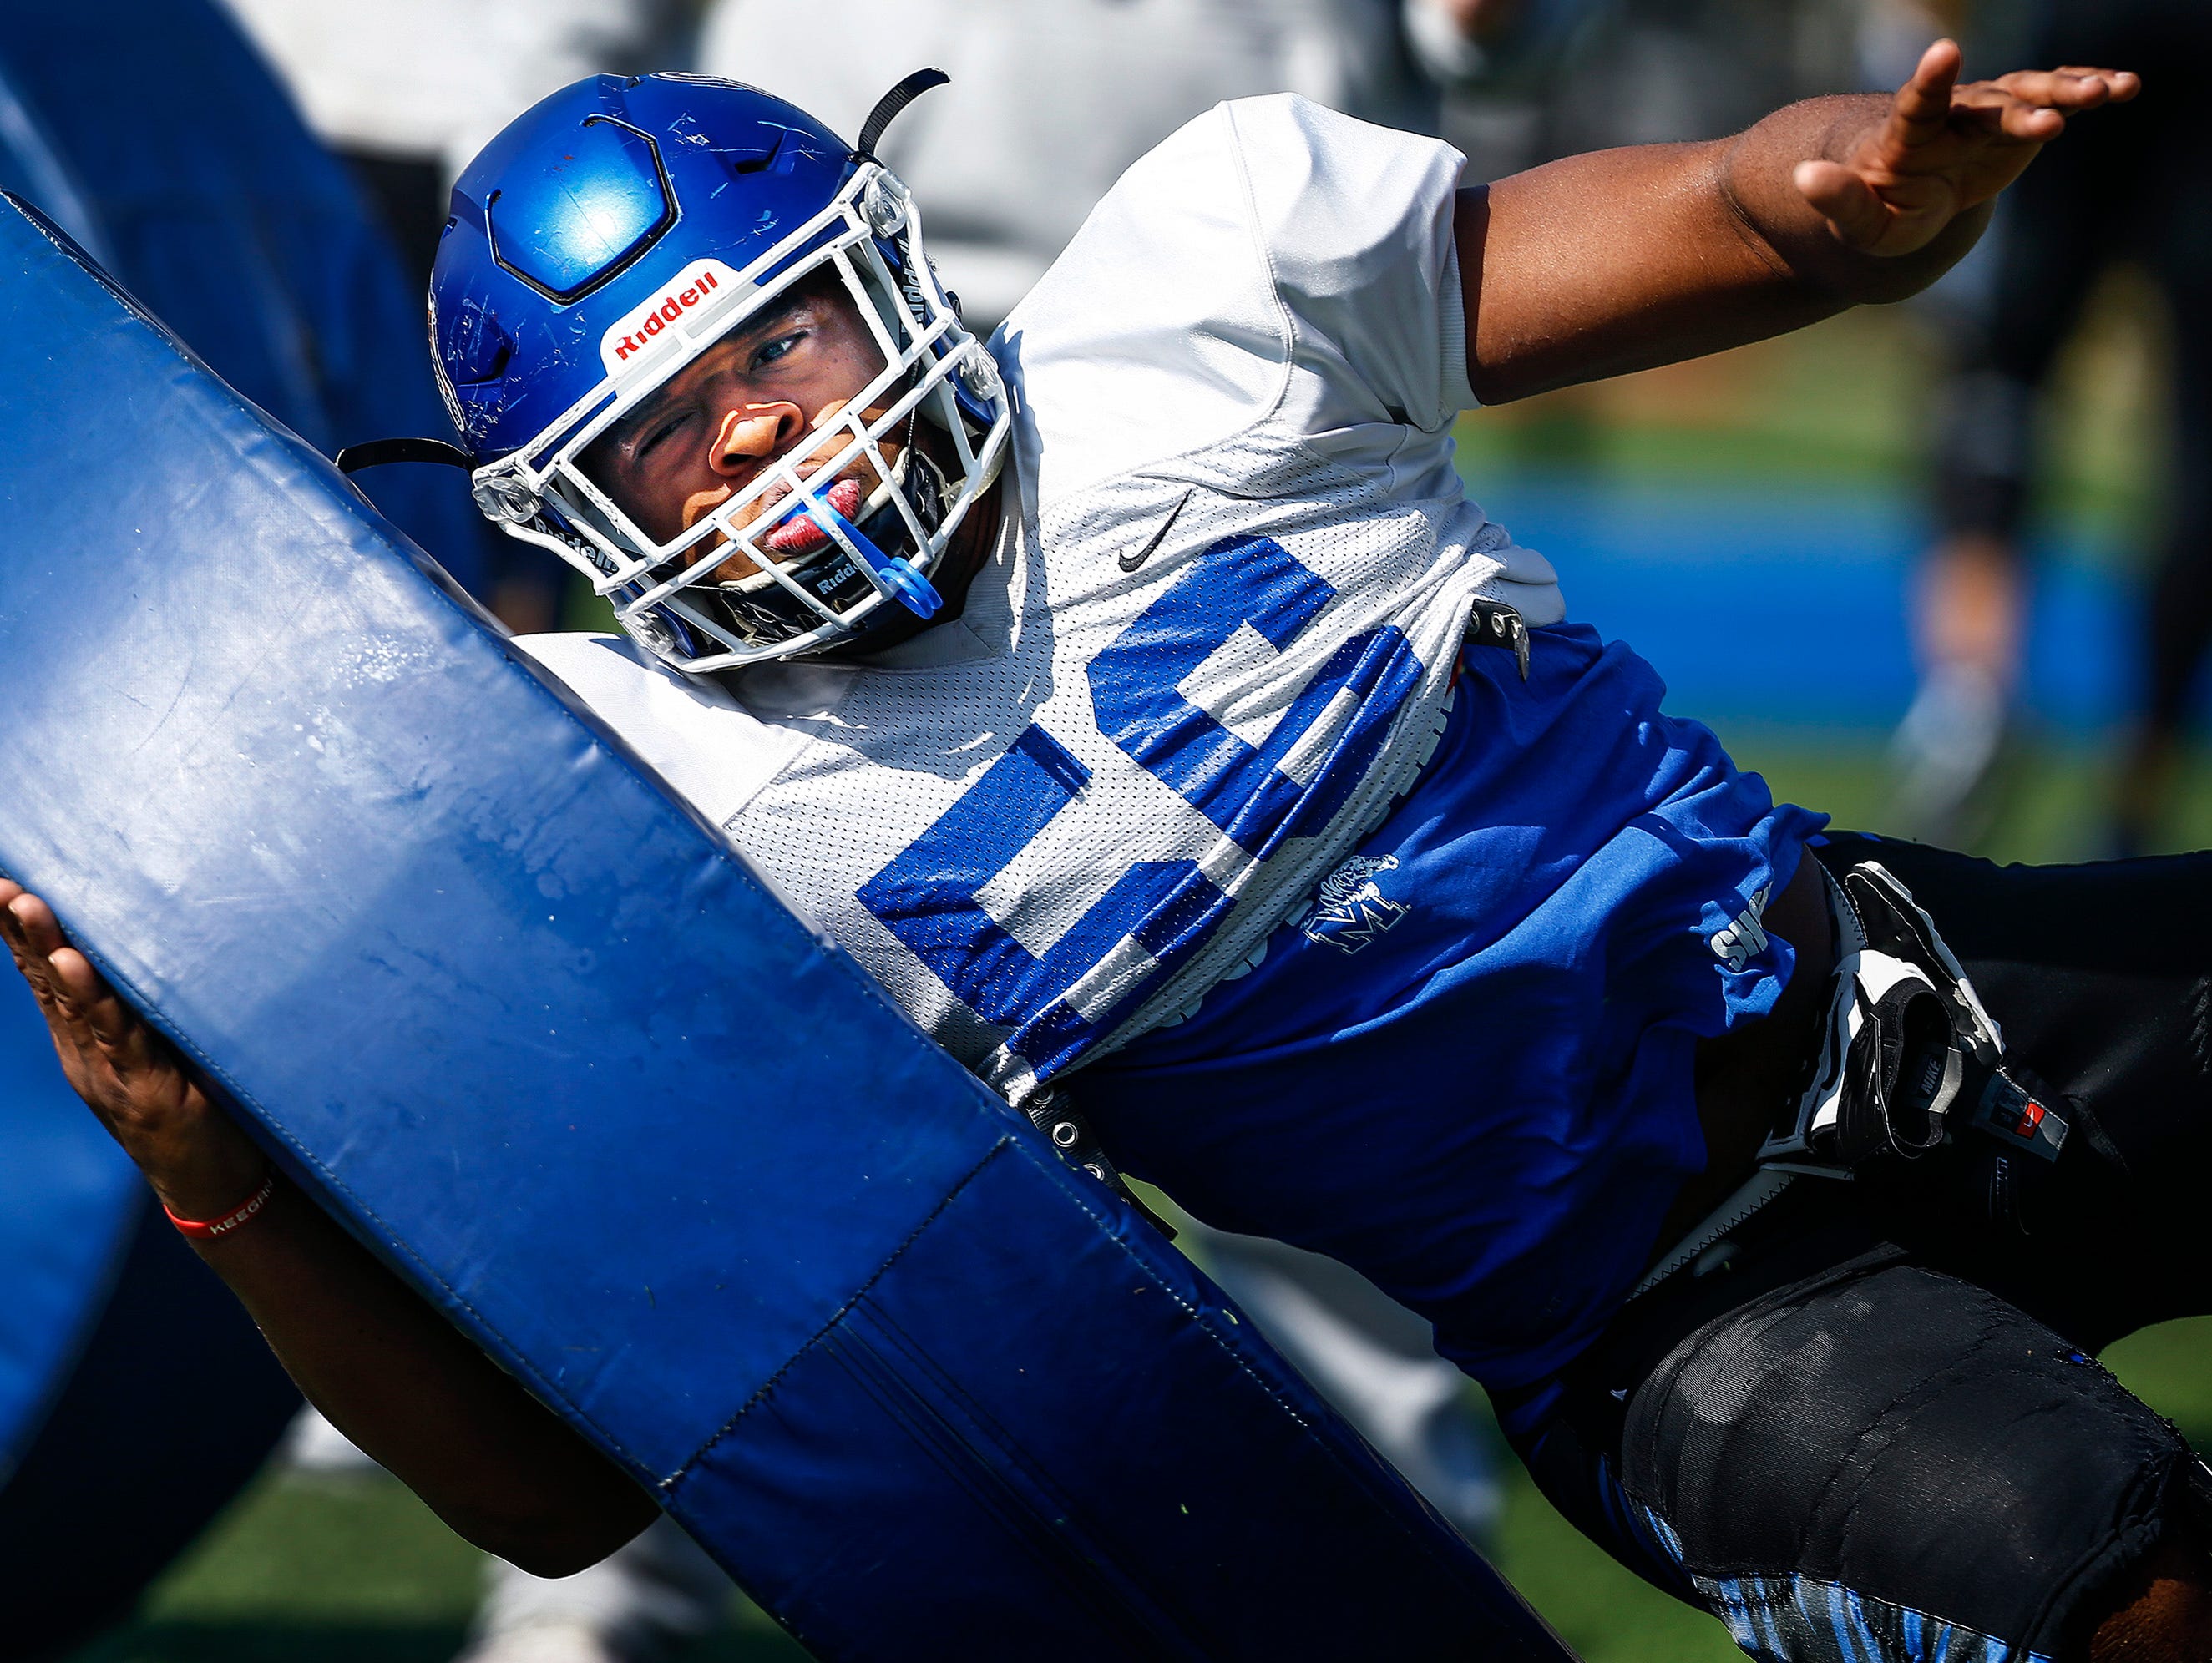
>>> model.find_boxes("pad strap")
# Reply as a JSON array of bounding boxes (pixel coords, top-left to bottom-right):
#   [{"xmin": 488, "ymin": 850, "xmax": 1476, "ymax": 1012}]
[
  {"xmin": 1465, "ymin": 599, "xmax": 1531, "ymax": 681},
  {"xmin": 1024, "ymin": 1088, "xmax": 1176, "ymax": 1241}
]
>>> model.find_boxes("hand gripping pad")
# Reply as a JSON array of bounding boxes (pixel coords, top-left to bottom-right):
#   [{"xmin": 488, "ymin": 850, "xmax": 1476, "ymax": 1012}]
[{"xmin": 0, "ymin": 201, "xmax": 1572, "ymax": 1662}]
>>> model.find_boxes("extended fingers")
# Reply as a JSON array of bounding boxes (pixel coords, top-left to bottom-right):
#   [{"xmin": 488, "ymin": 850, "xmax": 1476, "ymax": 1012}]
[
  {"xmin": 1948, "ymin": 66, "xmax": 2137, "ymax": 149},
  {"xmin": 1985, "ymin": 67, "xmax": 2140, "ymax": 111},
  {"xmin": 1949, "ymin": 89, "xmax": 2068, "ymax": 144},
  {"xmin": 2, "ymin": 889, "xmax": 112, "ymax": 1087},
  {"xmin": 8, "ymin": 896, "xmax": 137, "ymax": 1057},
  {"xmin": 1890, "ymin": 38, "xmax": 1965, "ymax": 144},
  {"xmin": 3, "ymin": 892, "xmax": 185, "ymax": 1120}
]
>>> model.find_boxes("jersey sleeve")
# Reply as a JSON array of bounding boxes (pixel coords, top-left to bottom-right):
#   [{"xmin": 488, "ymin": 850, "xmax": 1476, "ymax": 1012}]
[
  {"xmin": 1224, "ymin": 94, "xmax": 1476, "ymax": 437},
  {"xmin": 1001, "ymin": 94, "xmax": 1474, "ymax": 507}
]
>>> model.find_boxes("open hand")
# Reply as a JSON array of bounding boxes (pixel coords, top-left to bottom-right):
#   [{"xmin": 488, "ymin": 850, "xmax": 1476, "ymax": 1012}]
[
  {"xmin": 1795, "ymin": 40, "xmax": 2138, "ymax": 259},
  {"xmin": 0, "ymin": 882, "xmax": 265, "ymax": 1221}
]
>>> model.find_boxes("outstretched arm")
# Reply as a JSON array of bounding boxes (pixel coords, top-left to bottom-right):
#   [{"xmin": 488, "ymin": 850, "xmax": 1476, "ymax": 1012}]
[
  {"xmin": 1459, "ymin": 41, "xmax": 2138, "ymax": 404},
  {"xmin": 0, "ymin": 882, "xmax": 657, "ymax": 1575}
]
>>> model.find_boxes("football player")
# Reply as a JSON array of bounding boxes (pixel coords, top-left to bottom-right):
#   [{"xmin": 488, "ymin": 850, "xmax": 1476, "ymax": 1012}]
[{"xmin": 10, "ymin": 42, "xmax": 2209, "ymax": 1663}]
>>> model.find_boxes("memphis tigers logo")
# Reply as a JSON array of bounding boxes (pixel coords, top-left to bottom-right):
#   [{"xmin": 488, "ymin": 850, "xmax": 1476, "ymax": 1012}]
[{"xmin": 1299, "ymin": 854, "xmax": 1409, "ymax": 955}]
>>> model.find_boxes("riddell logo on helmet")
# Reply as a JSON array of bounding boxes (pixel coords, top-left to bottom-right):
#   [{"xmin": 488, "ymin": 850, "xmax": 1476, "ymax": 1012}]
[{"xmin": 599, "ymin": 259, "xmax": 744, "ymax": 376}]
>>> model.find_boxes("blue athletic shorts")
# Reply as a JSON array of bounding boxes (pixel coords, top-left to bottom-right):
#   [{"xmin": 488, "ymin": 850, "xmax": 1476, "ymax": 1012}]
[{"xmin": 1072, "ymin": 622, "xmax": 1828, "ymax": 1392}]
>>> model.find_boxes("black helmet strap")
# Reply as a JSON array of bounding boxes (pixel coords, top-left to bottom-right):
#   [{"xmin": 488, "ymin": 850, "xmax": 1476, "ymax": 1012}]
[
  {"xmin": 856, "ymin": 68, "xmax": 949, "ymax": 161},
  {"xmin": 337, "ymin": 437, "xmax": 477, "ymax": 475}
]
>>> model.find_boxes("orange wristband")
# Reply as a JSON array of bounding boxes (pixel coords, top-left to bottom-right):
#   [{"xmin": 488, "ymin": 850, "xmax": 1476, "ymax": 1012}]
[{"xmin": 164, "ymin": 1170, "xmax": 277, "ymax": 1240}]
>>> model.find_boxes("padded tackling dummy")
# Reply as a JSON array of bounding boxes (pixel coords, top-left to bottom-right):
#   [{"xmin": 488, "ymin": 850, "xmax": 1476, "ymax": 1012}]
[
  {"xmin": 0, "ymin": 197, "xmax": 1574, "ymax": 1662},
  {"xmin": 0, "ymin": 14, "xmax": 443, "ymax": 1642}
]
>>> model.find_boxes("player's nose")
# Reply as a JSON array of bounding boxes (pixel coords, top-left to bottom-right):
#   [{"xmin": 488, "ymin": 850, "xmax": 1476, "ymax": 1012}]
[{"xmin": 708, "ymin": 402, "xmax": 805, "ymax": 478}]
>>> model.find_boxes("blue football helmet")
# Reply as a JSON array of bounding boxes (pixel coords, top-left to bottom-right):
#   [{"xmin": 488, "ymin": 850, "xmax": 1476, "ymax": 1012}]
[{"xmin": 430, "ymin": 72, "xmax": 1010, "ymax": 672}]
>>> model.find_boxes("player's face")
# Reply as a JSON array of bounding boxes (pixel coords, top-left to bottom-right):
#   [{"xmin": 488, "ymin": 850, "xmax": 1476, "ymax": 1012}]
[{"xmin": 584, "ymin": 272, "xmax": 902, "ymax": 578}]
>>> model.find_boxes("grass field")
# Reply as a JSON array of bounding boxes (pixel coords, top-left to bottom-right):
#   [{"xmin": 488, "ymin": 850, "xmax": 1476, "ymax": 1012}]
[{"xmin": 64, "ymin": 1307, "xmax": 2212, "ymax": 1663}]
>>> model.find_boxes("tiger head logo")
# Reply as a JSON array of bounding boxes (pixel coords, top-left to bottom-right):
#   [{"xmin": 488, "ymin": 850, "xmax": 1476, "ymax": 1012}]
[{"xmin": 1300, "ymin": 855, "xmax": 1408, "ymax": 955}]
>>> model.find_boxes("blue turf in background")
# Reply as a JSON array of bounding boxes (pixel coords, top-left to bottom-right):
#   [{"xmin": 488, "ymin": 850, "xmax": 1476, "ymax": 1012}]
[
  {"xmin": 0, "ymin": 200, "xmax": 1575, "ymax": 1661},
  {"xmin": 1480, "ymin": 478, "xmax": 2154, "ymax": 733}
]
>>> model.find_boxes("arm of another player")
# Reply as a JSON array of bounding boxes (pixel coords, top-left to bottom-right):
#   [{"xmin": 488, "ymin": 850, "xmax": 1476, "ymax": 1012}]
[
  {"xmin": 0, "ymin": 882, "xmax": 658, "ymax": 1576},
  {"xmin": 1457, "ymin": 40, "xmax": 2138, "ymax": 403}
]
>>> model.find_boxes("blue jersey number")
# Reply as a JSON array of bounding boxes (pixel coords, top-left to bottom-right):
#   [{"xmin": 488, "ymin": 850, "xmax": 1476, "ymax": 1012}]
[{"xmin": 858, "ymin": 534, "xmax": 1422, "ymax": 1074}]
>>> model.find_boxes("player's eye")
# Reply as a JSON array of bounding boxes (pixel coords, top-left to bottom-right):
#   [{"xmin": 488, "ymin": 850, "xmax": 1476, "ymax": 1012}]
[
  {"xmin": 752, "ymin": 329, "xmax": 806, "ymax": 371},
  {"xmin": 633, "ymin": 409, "xmax": 692, "ymax": 462}
]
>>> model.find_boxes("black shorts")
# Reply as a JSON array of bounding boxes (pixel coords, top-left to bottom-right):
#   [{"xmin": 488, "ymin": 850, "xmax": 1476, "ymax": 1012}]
[{"xmin": 1518, "ymin": 835, "xmax": 2212, "ymax": 1662}]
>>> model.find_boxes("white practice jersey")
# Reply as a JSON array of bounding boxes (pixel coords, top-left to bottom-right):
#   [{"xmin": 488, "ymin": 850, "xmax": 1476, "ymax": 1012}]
[{"xmin": 518, "ymin": 94, "xmax": 1562, "ymax": 1104}]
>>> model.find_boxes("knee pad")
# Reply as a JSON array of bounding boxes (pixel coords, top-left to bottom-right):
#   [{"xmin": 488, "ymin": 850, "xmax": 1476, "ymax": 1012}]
[{"xmin": 1624, "ymin": 1256, "xmax": 2200, "ymax": 1663}]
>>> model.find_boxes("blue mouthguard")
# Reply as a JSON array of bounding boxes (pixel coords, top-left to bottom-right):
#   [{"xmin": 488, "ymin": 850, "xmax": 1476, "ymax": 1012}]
[{"xmin": 775, "ymin": 487, "xmax": 943, "ymax": 621}]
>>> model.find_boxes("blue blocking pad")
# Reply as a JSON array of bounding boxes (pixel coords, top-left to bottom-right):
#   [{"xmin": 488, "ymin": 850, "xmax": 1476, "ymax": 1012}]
[{"xmin": 0, "ymin": 200, "xmax": 1572, "ymax": 1661}]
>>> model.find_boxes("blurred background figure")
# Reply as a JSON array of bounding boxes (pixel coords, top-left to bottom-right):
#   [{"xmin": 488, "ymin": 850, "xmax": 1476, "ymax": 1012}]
[
  {"xmin": 1885, "ymin": 0, "xmax": 2212, "ymax": 851},
  {"xmin": 284, "ymin": 1399, "xmax": 743, "ymax": 1663},
  {"xmin": 286, "ymin": 1396, "xmax": 738, "ymax": 1663},
  {"xmin": 219, "ymin": 0, "xmax": 695, "ymax": 281},
  {"xmin": 699, "ymin": 0, "xmax": 1550, "ymax": 332},
  {"xmin": 1510, "ymin": 0, "xmax": 1855, "ymax": 161},
  {"xmin": 453, "ymin": 1516, "xmax": 731, "ymax": 1663},
  {"xmin": 219, "ymin": 0, "xmax": 697, "ymax": 632}
]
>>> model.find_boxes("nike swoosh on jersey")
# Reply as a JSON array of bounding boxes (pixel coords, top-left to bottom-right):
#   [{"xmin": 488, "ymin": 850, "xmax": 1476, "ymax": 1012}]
[{"xmin": 1117, "ymin": 488, "xmax": 1194, "ymax": 574}]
